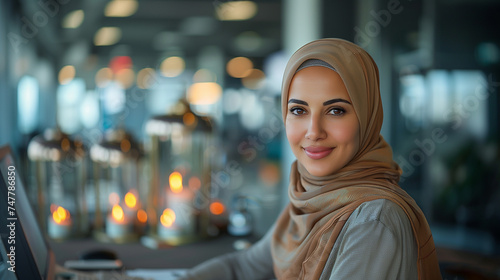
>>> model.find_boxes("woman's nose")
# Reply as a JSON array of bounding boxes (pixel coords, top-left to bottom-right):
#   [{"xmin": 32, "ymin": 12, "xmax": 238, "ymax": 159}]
[{"xmin": 305, "ymin": 115, "xmax": 326, "ymax": 141}]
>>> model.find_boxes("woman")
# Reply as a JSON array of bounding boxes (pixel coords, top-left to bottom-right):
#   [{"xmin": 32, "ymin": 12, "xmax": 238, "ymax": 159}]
[{"xmin": 182, "ymin": 38, "xmax": 441, "ymax": 279}]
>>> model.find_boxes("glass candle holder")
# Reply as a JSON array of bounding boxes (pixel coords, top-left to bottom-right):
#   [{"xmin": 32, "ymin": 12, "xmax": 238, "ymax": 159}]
[
  {"xmin": 144, "ymin": 108, "xmax": 213, "ymax": 246},
  {"xmin": 90, "ymin": 129, "xmax": 146, "ymax": 243},
  {"xmin": 27, "ymin": 129, "xmax": 87, "ymax": 240}
]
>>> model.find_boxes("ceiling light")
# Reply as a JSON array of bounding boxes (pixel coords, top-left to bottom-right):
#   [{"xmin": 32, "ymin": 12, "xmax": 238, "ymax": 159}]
[
  {"xmin": 216, "ymin": 1, "xmax": 257, "ymax": 21},
  {"xmin": 62, "ymin": 10, "xmax": 84, "ymax": 29},
  {"xmin": 105, "ymin": 0, "xmax": 138, "ymax": 17},
  {"xmin": 94, "ymin": 27, "xmax": 121, "ymax": 46}
]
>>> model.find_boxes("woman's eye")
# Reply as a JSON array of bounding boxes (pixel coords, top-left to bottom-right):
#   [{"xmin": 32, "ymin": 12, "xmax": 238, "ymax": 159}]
[
  {"xmin": 290, "ymin": 107, "xmax": 306, "ymax": 115},
  {"xmin": 328, "ymin": 107, "xmax": 345, "ymax": 116}
]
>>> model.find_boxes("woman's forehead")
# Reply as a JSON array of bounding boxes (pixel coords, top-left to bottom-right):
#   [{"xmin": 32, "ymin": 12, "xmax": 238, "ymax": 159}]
[{"xmin": 287, "ymin": 66, "xmax": 351, "ymax": 102}]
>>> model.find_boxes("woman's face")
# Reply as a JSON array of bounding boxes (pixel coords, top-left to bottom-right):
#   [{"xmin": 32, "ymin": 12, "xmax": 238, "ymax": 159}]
[{"xmin": 286, "ymin": 66, "xmax": 360, "ymax": 177}]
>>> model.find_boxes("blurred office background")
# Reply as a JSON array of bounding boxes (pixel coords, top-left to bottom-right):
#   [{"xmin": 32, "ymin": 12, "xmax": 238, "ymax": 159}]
[{"xmin": 0, "ymin": 0, "xmax": 499, "ymax": 276}]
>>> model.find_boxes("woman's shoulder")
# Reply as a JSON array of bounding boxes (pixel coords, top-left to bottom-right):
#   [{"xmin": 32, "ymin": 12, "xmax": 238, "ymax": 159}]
[
  {"xmin": 346, "ymin": 198, "xmax": 412, "ymax": 232},
  {"xmin": 322, "ymin": 199, "xmax": 418, "ymax": 279}
]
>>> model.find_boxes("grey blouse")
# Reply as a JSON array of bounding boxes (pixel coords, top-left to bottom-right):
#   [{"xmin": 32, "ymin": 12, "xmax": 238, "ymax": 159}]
[{"xmin": 181, "ymin": 199, "xmax": 418, "ymax": 280}]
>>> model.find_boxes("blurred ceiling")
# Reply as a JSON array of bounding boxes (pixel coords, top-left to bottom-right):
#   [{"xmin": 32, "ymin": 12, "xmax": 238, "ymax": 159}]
[{"xmin": 17, "ymin": 0, "xmax": 282, "ymax": 69}]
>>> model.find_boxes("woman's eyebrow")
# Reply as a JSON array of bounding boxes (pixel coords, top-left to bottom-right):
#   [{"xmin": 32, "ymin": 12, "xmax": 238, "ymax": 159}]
[
  {"xmin": 288, "ymin": 98, "xmax": 352, "ymax": 106},
  {"xmin": 323, "ymin": 98, "xmax": 352, "ymax": 106},
  {"xmin": 288, "ymin": 99, "xmax": 308, "ymax": 106}
]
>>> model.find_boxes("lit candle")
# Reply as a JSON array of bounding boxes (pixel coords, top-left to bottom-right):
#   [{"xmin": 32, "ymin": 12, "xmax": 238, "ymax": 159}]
[
  {"xmin": 48, "ymin": 206, "xmax": 72, "ymax": 239},
  {"xmin": 136, "ymin": 209, "xmax": 148, "ymax": 224},
  {"xmin": 135, "ymin": 208, "xmax": 148, "ymax": 234},
  {"xmin": 209, "ymin": 201, "xmax": 228, "ymax": 233},
  {"xmin": 158, "ymin": 172, "xmax": 195, "ymax": 238},
  {"xmin": 158, "ymin": 208, "xmax": 179, "ymax": 238},
  {"xmin": 123, "ymin": 190, "xmax": 139, "ymax": 217},
  {"xmin": 106, "ymin": 204, "xmax": 132, "ymax": 239}
]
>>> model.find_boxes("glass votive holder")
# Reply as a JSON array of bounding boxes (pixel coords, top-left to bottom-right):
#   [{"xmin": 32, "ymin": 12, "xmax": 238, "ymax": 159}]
[
  {"xmin": 90, "ymin": 129, "xmax": 146, "ymax": 243},
  {"xmin": 143, "ymin": 109, "xmax": 213, "ymax": 246},
  {"xmin": 27, "ymin": 128, "xmax": 87, "ymax": 240}
]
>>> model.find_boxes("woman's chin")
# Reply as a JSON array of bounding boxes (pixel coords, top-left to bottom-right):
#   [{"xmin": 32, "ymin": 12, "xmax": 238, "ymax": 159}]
[{"xmin": 304, "ymin": 165, "xmax": 339, "ymax": 177}]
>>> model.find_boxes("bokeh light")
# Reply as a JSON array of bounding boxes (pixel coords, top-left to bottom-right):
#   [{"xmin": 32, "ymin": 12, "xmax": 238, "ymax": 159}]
[
  {"xmin": 242, "ymin": 69, "xmax": 266, "ymax": 90},
  {"xmin": 160, "ymin": 56, "xmax": 185, "ymax": 77},
  {"xmin": 137, "ymin": 209, "xmax": 148, "ymax": 223},
  {"xmin": 210, "ymin": 201, "xmax": 225, "ymax": 215},
  {"xmin": 112, "ymin": 205, "xmax": 125, "ymax": 222},
  {"xmin": 169, "ymin": 171, "xmax": 183, "ymax": 193},
  {"xmin": 124, "ymin": 191, "xmax": 137, "ymax": 208},
  {"xmin": 95, "ymin": 67, "xmax": 113, "ymax": 88},
  {"xmin": 94, "ymin": 27, "xmax": 122, "ymax": 46},
  {"xmin": 187, "ymin": 82, "xmax": 222, "ymax": 105},
  {"xmin": 58, "ymin": 65, "xmax": 75, "ymax": 85},
  {"xmin": 160, "ymin": 208, "xmax": 176, "ymax": 227},
  {"xmin": 193, "ymin": 69, "xmax": 217, "ymax": 83},
  {"xmin": 62, "ymin": 10, "xmax": 84, "ymax": 29},
  {"xmin": 105, "ymin": 0, "xmax": 138, "ymax": 17},
  {"xmin": 115, "ymin": 68, "xmax": 135, "ymax": 89},
  {"xmin": 216, "ymin": 1, "xmax": 257, "ymax": 21},
  {"xmin": 226, "ymin": 57, "xmax": 253, "ymax": 78},
  {"xmin": 137, "ymin": 68, "xmax": 156, "ymax": 89},
  {"xmin": 109, "ymin": 192, "xmax": 120, "ymax": 205},
  {"xmin": 188, "ymin": 176, "xmax": 201, "ymax": 191},
  {"xmin": 183, "ymin": 112, "xmax": 197, "ymax": 127}
]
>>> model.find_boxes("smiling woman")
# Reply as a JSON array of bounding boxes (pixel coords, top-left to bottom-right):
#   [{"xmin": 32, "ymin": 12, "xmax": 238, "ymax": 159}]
[{"xmin": 180, "ymin": 38, "xmax": 442, "ymax": 280}]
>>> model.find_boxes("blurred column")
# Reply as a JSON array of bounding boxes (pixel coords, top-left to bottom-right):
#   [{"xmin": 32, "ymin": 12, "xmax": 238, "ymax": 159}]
[
  {"xmin": 283, "ymin": 0, "xmax": 322, "ymax": 55},
  {"xmin": 281, "ymin": 0, "xmax": 322, "ymax": 209},
  {"xmin": 355, "ymin": 0, "xmax": 394, "ymax": 143}
]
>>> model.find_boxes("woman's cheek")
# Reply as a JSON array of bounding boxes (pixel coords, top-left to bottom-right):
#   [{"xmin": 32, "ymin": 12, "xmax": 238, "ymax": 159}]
[
  {"xmin": 330, "ymin": 122, "xmax": 358, "ymax": 143},
  {"xmin": 286, "ymin": 120, "xmax": 304, "ymax": 145}
]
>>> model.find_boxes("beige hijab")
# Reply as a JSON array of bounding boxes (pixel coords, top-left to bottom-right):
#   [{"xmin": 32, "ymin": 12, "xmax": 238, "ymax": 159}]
[{"xmin": 271, "ymin": 38, "xmax": 441, "ymax": 279}]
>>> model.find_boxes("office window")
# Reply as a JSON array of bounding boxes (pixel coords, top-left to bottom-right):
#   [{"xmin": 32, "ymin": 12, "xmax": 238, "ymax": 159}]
[
  {"xmin": 17, "ymin": 75, "xmax": 39, "ymax": 134},
  {"xmin": 57, "ymin": 78, "xmax": 85, "ymax": 134}
]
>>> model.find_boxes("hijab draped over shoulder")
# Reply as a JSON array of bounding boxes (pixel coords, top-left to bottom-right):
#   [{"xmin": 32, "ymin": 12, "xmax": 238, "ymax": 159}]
[{"xmin": 271, "ymin": 38, "xmax": 441, "ymax": 280}]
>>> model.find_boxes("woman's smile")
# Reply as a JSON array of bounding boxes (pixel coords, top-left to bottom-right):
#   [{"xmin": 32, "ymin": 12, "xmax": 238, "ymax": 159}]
[{"xmin": 303, "ymin": 146, "xmax": 334, "ymax": 160}]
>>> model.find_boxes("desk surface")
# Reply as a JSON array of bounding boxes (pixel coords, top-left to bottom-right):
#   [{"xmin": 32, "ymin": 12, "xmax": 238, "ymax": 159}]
[
  {"xmin": 50, "ymin": 234, "xmax": 257, "ymax": 270},
  {"xmin": 51, "ymin": 236, "xmax": 500, "ymax": 279}
]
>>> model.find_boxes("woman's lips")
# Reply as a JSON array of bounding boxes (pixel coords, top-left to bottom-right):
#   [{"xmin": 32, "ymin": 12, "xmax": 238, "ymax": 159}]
[{"xmin": 303, "ymin": 146, "xmax": 334, "ymax": 160}]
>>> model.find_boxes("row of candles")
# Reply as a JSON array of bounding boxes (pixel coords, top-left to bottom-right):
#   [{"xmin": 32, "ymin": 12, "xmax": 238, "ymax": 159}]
[
  {"xmin": 28, "ymin": 112, "xmax": 217, "ymax": 243},
  {"xmin": 47, "ymin": 171, "xmax": 222, "ymax": 241}
]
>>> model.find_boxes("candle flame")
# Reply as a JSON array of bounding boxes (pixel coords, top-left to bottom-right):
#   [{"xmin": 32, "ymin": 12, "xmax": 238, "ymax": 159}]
[
  {"xmin": 112, "ymin": 204, "xmax": 125, "ymax": 222},
  {"xmin": 52, "ymin": 206, "xmax": 70, "ymax": 224},
  {"xmin": 137, "ymin": 209, "xmax": 147, "ymax": 223},
  {"xmin": 169, "ymin": 171, "xmax": 183, "ymax": 193},
  {"xmin": 124, "ymin": 192, "xmax": 137, "ymax": 208},
  {"xmin": 210, "ymin": 201, "xmax": 225, "ymax": 215},
  {"xmin": 160, "ymin": 208, "xmax": 176, "ymax": 227}
]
